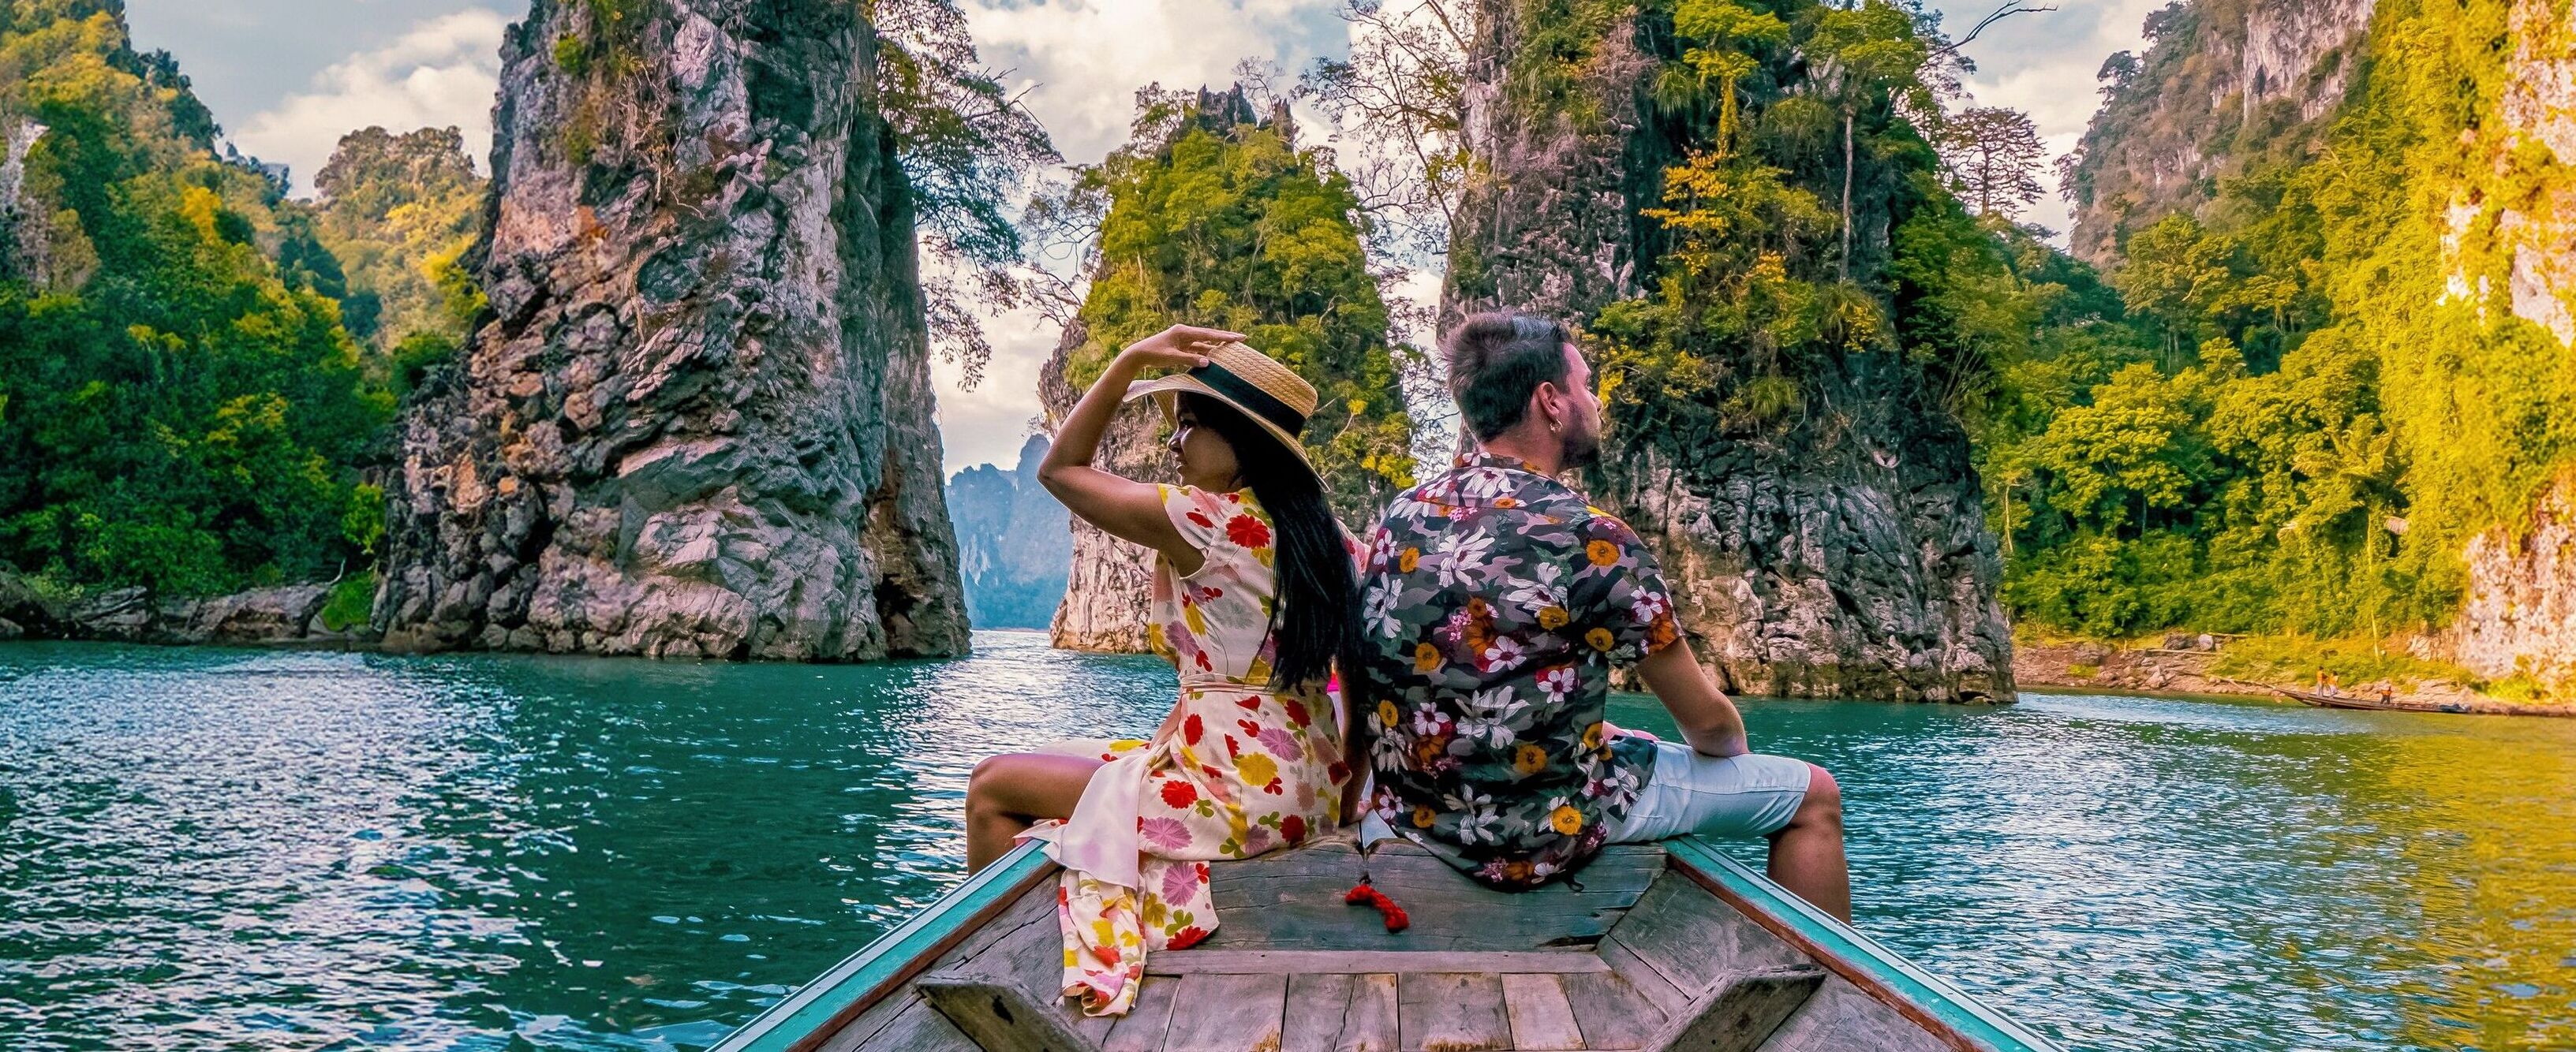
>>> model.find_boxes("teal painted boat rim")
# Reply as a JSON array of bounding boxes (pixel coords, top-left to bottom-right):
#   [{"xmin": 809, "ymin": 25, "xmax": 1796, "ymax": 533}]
[
  {"xmin": 1663, "ymin": 836, "xmax": 2069, "ymax": 1052},
  {"xmin": 709, "ymin": 841, "xmax": 1053, "ymax": 1052}
]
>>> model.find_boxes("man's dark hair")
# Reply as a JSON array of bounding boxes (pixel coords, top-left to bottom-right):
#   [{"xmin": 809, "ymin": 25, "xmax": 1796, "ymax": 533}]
[{"xmin": 1442, "ymin": 311, "xmax": 1573, "ymax": 442}]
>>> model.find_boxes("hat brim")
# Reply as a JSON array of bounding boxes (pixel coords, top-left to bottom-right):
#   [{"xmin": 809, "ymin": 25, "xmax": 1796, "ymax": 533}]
[{"xmin": 1124, "ymin": 375, "xmax": 1320, "ymax": 479}]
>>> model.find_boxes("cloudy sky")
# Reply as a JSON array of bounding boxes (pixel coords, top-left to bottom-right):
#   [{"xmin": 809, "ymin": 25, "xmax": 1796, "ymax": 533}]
[{"xmin": 125, "ymin": 0, "xmax": 2166, "ymax": 476}]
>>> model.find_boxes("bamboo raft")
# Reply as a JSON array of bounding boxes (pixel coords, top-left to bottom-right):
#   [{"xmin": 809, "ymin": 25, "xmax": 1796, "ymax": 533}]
[
  {"xmin": 710, "ymin": 834, "xmax": 2064, "ymax": 1052},
  {"xmin": 2268, "ymin": 686, "xmax": 2576, "ymax": 717}
]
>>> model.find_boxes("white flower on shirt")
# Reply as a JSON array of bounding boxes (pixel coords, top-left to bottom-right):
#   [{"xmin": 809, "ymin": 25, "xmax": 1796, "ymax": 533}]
[
  {"xmin": 1456, "ymin": 686, "xmax": 1527, "ymax": 747},
  {"xmin": 1442, "ymin": 785, "xmax": 1504, "ymax": 845}
]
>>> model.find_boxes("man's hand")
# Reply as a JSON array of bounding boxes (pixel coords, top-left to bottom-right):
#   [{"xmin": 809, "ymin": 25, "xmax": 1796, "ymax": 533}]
[{"xmin": 1632, "ymin": 643, "xmax": 1749, "ymax": 758}]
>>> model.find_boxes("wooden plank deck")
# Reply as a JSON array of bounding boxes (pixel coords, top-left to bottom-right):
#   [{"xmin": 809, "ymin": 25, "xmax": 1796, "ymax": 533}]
[{"xmin": 773, "ymin": 834, "xmax": 2051, "ymax": 1052}]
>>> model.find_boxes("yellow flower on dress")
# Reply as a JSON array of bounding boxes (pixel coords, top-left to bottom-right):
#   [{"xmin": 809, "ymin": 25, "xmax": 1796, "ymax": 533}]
[
  {"xmin": 1415, "ymin": 641, "xmax": 1444, "ymax": 672},
  {"xmin": 1586, "ymin": 539, "xmax": 1619, "ymax": 566},
  {"xmin": 1236, "ymin": 752, "xmax": 1279, "ymax": 787},
  {"xmin": 1537, "ymin": 606, "xmax": 1570, "ymax": 630},
  {"xmin": 1585, "ymin": 627, "xmax": 1616, "ymax": 651},
  {"xmin": 1376, "ymin": 699, "xmax": 1401, "ymax": 728},
  {"xmin": 1398, "ymin": 547, "xmax": 1420, "ymax": 573},
  {"xmin": 1513, "ymin": 744, "xmax": 1548, "ymax": 775},
  {"xmin": 1411, "ymin": 805, "xmax": 1438, "ymax": 828},
  {"xmin": 1550, "ymin": 805, "xmax": 1583, "ymax": 835},
  {"xmin": 1580, "ymin": 722, "xmax": 1606, "ymax": 751}
]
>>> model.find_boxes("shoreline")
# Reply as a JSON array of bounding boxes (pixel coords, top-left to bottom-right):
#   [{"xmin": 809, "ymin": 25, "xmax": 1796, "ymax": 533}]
[{"xmin": 2012, "ymin": 640, "xmax": 2576, "ymax": 718}]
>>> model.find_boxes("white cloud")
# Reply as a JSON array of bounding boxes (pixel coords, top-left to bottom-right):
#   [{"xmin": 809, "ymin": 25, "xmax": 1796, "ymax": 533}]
[
  {"xmin": 936, "ymin": 0, "xmax": 1352, "ymax": 472},
  {"xmin": 231, "ymin": 8, "xmax": 508, "ymax": 196},
  {"xmin": 961, "ymin": 0, "xmax": 1348, "ymax": 166},
  {"xmin": 1933, "ymin": 0, "xmax": 2164, "ymax": 241}
]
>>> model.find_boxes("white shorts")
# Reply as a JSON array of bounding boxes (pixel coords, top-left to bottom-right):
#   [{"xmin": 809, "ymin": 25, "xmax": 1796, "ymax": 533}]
[{"xmin": 1606, "ymin": 741, "xmax": 1813, "ymax": 842}]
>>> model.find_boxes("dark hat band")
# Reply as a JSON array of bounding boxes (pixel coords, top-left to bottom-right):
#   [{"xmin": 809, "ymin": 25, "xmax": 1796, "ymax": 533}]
[{"xmin": 1190, "ymin": 363, "xmax": 1309, "ymax": 440}]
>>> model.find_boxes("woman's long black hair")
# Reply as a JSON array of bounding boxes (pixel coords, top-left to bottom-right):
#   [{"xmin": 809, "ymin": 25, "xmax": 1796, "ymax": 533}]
[{"xmin": 1179, "ymin": 392, "xmax": 1366, "ymax": 690}]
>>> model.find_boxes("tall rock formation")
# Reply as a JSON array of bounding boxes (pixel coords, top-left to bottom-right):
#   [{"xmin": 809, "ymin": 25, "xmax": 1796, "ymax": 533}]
[
  {"xmin": 2066, "ymin": 0, "xmax": 2576, "ymax": 692},
  {"xmin": 1442, "ymin": 1, "xmax": 2014, "ymax": 702},
  {"xmin": 1041, "ymin": 87, "xmax": 1417, "ymax": 652},
  {"xmin": 1038, "ymin": 319, "xmax": 1171, "ymax": 651},
  {"xmin": 378, "ymin": 0, "xmax": 969, "ymax": 661},
  {"xmin": 2062, "ymin": 0, "xmax": 2377, "ymax": 263},
  {"xmin": 947, "ymin": 435, "xmax": 1073, "ymax": 630}
]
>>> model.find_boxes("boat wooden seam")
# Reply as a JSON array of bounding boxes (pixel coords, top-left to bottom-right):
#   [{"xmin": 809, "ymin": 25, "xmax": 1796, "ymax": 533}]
[{"xmin": 1661, "ymin": 838, "xmax": 2062, "ymax": 1052}]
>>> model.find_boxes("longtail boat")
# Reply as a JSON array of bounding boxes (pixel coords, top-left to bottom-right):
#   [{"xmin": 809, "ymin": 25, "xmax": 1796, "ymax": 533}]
[
  {"xmin": 2271, "ymin": 687, "xmax": 2482, "ymax": 714},
  {"xmin": 710, "ymin": 834, "xmax": 2066, "ymax": 1052}
]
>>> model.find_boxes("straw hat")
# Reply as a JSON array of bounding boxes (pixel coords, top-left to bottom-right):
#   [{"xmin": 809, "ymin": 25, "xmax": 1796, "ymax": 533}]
[{"xmin": 1123, "ymin": 341, "xmax": 1318, "ymax": 472}]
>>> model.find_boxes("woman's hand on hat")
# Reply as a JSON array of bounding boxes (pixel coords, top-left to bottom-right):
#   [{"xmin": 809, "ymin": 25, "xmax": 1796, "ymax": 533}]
[{"xmin": 1119, "ymin": 324, "xmax": 1243, "ymax": 373}]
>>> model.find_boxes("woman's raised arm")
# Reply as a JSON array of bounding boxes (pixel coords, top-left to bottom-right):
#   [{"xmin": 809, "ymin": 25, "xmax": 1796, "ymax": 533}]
[{"xmin": 1038, "ymin": 325, "xmax": 1243, "ymax": 572}]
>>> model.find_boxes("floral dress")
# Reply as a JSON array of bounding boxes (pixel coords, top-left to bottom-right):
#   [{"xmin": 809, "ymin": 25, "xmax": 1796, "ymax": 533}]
[{"xmin": 1018, "ymin": 484, "xmax": 1352, "ymax": 1016}]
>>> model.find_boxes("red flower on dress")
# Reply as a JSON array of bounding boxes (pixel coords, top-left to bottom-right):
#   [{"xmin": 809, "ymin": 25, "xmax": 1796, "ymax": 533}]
[
  {"xmin": 1167, "ymin": 926, "xmax": 1210, "ymax": 950},
  {"xmin": 1283, "ymin": 699, "xmax": 1310, "ymax": 726},
  {"xmin": 1226, "ymin": 514, "xmax": 1272, "ymax": 549},
  {"xmin": 1186, "ymin": 510, "xmax": 1214, "ymax": 529},
  {"xmin": 1183, "ymin": 714, "xmax": 1204, "ymax": 744},
  {"xmin": 1281, "ymin": 815, "xmax": 1308, "ymax": 845},
  {"xmin": 1160, "ymin": 779, "xmax": 1198, "ymax": 809},
  {"xmin": 1327, "ymin": 761, "xmax": 1350, "ymax": 784}
]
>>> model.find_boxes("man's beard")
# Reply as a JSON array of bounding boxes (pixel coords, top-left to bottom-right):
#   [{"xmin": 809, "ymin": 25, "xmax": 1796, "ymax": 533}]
[{"xmin": 1561, "ymin": 422, "xmax": 1603, "ymax": 470}]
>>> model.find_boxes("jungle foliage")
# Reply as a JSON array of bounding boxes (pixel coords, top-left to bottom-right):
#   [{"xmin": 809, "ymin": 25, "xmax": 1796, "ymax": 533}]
[
  {"xmin": 1061, "ymin": 90, "xmax": 1417, "ymax": 524},
  {"xmin": 1985, "ymin": 0, "xmax": 2576, "ymax": 641},
  {"xmin": 0, "ymin": 0, "xmax": 390, "ymax": 595}
]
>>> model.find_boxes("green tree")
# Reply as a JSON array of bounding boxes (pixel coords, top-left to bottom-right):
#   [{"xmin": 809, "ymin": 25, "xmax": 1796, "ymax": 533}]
[
  {"xmin": 1065, "ymin": 91, "xmax": 1416, "ymax": 520},
  {"xmin": 0, "ymin": 0, "xmax": 391, "ymax": 595}
]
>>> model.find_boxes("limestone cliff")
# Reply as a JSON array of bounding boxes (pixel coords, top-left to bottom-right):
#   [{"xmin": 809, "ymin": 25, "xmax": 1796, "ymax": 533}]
[
  {"xmin": 1441, "ymin": 1, "xmax": 2014, "ymax": 703},
  {"xmin": 1039, "ymin": 319, "xmax": 1170, "ymax": 652},
  {"xmin": 2443, "ymin": 477, "xmax": 2576, "ymax": 691},
  {"xmin": 947, "ymin": 435, "xmax": 1072, "ymax": 630},
  {"xmin": 2062, "ymin": 0, "xmax": 2376, "ymax": 263},
  {"xmin": 1038, "ymin": 86, "xmax": 1416, "ymax": 653},
  {"xmin": 378, "ymin": 0, "xmax": 969, "ymax": 660}
]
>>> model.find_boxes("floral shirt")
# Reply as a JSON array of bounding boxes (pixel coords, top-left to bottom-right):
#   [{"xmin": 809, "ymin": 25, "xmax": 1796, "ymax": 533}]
[{"xmin": 1356, "ymin": 453, "xmax": 1681, "ymax": 888}]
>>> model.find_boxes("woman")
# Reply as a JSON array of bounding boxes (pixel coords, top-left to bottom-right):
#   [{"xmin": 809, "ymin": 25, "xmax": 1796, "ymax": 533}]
[{"xmin": 963, "ymin": 325, "xmax": 1367, "ymax": 1016}]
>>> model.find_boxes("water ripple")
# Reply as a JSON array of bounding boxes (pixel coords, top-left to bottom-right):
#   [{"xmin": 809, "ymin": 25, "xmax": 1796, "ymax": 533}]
[{"xmin": 3, "ymin": 638, "xmax": 2570, "ymax": 1050}]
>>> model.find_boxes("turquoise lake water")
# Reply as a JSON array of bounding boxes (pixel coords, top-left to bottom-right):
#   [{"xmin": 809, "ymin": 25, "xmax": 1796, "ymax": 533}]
[{"xmin": 2, "ymin": 630, "xmax": 2571, "ymax": 1050}]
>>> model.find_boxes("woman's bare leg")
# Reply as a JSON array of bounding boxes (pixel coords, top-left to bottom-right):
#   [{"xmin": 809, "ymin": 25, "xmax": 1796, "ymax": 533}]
[
  {"xmin": 965, "ymin": 752, "xmax": 1105, "ymax": 872},
  {"xmin": 1766, "ymin": 764, "xmax": 1850, "ymax": 921}
]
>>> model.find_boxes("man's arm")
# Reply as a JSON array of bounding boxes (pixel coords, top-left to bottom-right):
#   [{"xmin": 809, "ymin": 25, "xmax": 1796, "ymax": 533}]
[{"xmin": 1632, "ymin": 643, "xmax": 1749, "ymax": 758}]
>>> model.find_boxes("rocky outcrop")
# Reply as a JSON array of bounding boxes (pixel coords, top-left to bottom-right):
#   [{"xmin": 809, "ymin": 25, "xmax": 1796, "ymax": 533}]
[
  {"xmin": 2493, "ymin": 0, "xmax": 2576, "ymax": 346},
  {"xmin": 377, "ymin": 0, "xmax": 969, "ymax": 661},
  {"xmin": 1038, "ymin": 320, "xmax": 1171, "ymax": 652},
  {"xmin": 2063, "ymin": 0, "xmax": 2377, "ymax": 263},
  {"xmin": 1441, "ymin": 3, "xmax": 2013, "ymax": 703},
  {"xmin": 0, "ymin": 573, "xmax": 346, "ymax": 645},
  {"xmin": 2440, "ymin": 478, "xmax": 2576, "ymax": 689},
  {"xmin": 947, "ymin": 435, "xmax": 1072, "ymax": 629},
  {"xmin": 1, "ymin": 116, "xmax": 47, "ymax": 284}
]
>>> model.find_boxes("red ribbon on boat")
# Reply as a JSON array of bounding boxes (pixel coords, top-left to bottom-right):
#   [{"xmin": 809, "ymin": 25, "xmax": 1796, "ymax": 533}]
[{"xmin": 1343, "ymin": 880, "xmax": 1409, "ymax": 932}]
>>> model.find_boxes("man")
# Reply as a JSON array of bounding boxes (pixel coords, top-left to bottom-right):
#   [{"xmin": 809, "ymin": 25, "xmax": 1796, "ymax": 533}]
[{"xmin": 1351, "ymin": 311, "xmax": 1850, "ymax": 919}]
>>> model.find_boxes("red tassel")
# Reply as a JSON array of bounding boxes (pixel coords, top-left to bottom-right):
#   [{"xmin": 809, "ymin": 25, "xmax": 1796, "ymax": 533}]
[{"xmin": 1344, "ymin": 881, "xmax": 1410, "ymax": 932}]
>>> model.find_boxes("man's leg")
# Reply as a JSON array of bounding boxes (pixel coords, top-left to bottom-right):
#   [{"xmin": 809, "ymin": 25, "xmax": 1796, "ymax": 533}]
[
  {"xmin": 1765, "ymin": 763, "xmax": 1849, "ymax": 921},
  {"xmin": 964, "ymin": 752, "xmax": 1102, "ymax": 871}
]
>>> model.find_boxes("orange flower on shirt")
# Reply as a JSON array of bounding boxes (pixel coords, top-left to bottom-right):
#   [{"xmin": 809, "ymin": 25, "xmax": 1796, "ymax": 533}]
[
  {"xmin": 1415, "ymin": 641, "xmax": 1443, "ymax": 672},
  {"xmin": 1549, "ymin": 805, "xmax": 1584, "ymax": 835},
  {"xmin": 1585, "ymin": 539, "xmax": 1619, "ymax": 566}
]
